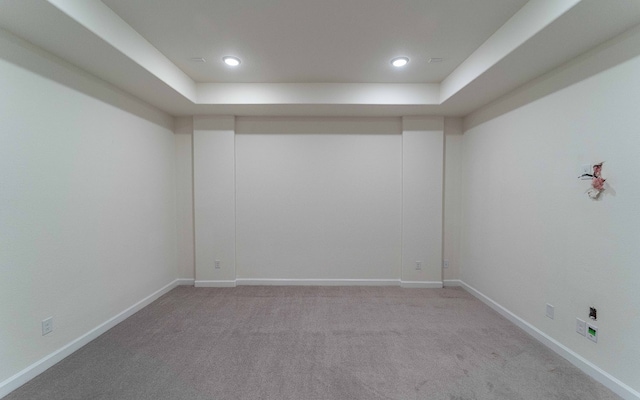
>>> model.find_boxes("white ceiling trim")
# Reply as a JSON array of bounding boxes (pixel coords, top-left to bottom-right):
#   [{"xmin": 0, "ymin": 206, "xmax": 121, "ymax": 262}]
[
  {"xmin": 440, "ymin": 0, "xmax": 581, "ymax": 103},
  {"xmin": 47, "ymin": 0, "xmax": 197, "ymax": 102},
  {"xmin": 0, "ymin": 0, "xmax": 630, "ymax": 116},
  {"xmin": 43, "ymin": 0, "xmax": 577, "ymax": 109},
  {"xmin": 196, "ymin": 83, "xmax": 440, "ymax": 105}
]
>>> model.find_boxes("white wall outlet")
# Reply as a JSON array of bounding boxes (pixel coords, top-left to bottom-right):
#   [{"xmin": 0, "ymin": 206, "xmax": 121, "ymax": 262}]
[
  {"xmin": 576, "ymin": 318, "xmax": 586, "ymax": 336},
  {"xmin": 415, "ymin": 261, "xmax": 422, "ymax": 270},
  {"xmin": 443, "ymin": 259, "xmax": 449, "ymax": 268},
  {"xmin": 214, "ymin": 260, "xmax": 221, "ymax": 269},
  {"xmin": 545, "ymin": 304, "xmax": 555, "ymax": 319},
  {"xmin": 587, "ymin": 323, "xmax": 598, "ymax": 343},
  {"xmin": 42, "ymin": 317, "xmax": 53, "ymax": 336}
]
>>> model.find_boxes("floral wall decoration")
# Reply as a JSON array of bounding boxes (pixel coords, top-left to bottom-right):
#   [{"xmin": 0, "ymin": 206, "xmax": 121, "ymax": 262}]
[{"xmin": 579, "ymin": 162, "xmax": 606, "ymax": 199}]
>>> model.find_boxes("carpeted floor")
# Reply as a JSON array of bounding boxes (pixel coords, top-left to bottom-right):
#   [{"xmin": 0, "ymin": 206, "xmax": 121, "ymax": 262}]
[{"xmin": 5, "ymin": 286, "xmax": 620, "ymax": 400}]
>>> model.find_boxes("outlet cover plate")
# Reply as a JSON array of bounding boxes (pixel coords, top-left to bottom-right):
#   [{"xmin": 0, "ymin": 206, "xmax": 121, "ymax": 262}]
[
  {"xmin": 546, "ymin": 304, "xmax": 555, "ymax": 319},
  {"xmin": 576, "ymin": 318, "xmax": 586, "ymax": 336},
  {"xmin": 587, "ymin": 323, "xmax": 598, "ymax": 343},
  {"xmin": 42, "ymin": 317, "xmax": 53, "ymax": 336}
]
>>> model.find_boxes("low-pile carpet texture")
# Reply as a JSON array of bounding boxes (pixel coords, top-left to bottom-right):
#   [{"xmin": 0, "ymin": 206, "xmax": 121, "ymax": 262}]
[{"xmin": 6, "ymin": 286, "xmax": 620, "ymax": 399}]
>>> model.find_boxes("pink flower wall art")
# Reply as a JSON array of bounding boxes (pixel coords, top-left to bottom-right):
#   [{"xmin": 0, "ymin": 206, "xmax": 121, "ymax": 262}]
[{"xmin": 578, "ymin": 162, "xmax": 606, "ymax": 199}]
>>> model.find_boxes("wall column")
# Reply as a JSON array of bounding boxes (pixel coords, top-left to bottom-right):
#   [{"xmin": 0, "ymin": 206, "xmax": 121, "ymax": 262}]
[
  {"xmin": 193, "ymin": 116, "xmax": 236, "ymax": 286},
  {"xmin": 401, "ymin": 116, "xmax": 444, "ymax": 287}
]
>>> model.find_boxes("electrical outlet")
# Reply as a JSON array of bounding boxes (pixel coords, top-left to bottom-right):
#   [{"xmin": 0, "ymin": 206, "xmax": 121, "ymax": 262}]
[
  {"xmin": 576, "ymin": 318, "xmax": 586, "ymax": 336},
  {"xmin": 215, "ymin": 260, "xmax": 221, "ymax": 269},
  {"xmin": 415, "ymin": 261, "xmax": 422, "ymax": 271},
  {"xmin": 545, "ymin": 304, "xmax": 555, "ymax": 319},
  {"xmin": 42, "ymin": 317, "xmax": 53, "ymax": 336},
  {"xmin": 443, "ymin": 259, "xmax": 449, "ymax": 268},
  {"xmin": 587, "ymin": 323, "xmax": 598, "ymax": 343}
]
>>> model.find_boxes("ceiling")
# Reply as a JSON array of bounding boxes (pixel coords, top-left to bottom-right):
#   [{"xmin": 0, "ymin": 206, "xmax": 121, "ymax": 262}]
[
  {"xmin": 102, "ymin": 0, "xmax": 527, "ymax": 84},
  {"xmin": 1, "ymin": 0, "xmax": 640, "ymax": 117}
]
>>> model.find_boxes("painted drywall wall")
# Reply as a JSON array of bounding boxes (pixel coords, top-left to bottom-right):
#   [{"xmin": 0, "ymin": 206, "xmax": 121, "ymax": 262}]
[
  {"xmin": 192, "ymin": 116, "xmax": 445, "ymax": 285},
  {"xmin": 193, "ymin": 116, "xmax": 236, "ymax": 285},
  {"xmin": 461, "ymin": 29, "xmax": 640, "ymax": 394},
  {"xmin": 401, "ymin": 117, "xmax": 444, "ymax": 285},
  {"xmin": 235, "ymin": 118, "xmax": 403, "ymax": 281},
  {"xmin": 443, "ymin": 118, "xmax": 463, "ymax": 281},
  {"xmin": 174, "ymin": 117, "xmax": 195, "ymax": 280},
  {"xmin": 0, "ymin": 29, "xmax": 177, "ymax": 385}
]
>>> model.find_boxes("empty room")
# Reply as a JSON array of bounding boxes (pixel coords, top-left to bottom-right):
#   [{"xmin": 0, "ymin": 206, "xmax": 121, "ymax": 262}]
[{"xmin": 1, "ymin": 0, "xmax": 639, "ymax": 399}]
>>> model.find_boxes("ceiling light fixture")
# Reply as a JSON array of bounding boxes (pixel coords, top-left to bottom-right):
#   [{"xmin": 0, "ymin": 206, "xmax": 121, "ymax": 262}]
[
  {"xmin": 223, "ymin": 56, "xmax": 241, "ymax": 67},
  {"xmin": 391, "ymin": 57, "xmax": 409, "ymax": 67}
]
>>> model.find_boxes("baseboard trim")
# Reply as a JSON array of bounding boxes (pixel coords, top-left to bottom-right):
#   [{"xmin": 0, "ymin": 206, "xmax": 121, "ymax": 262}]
[
  {"xmin": 176, "ymin": 278, "xmax": 195, "ymax": 286},
  {"xmin": 400, "ymin": 280, "xmax": 443, "ymax": 288},
  {"xmin": 236, "ymin": 278, "xmax": 400, "ymax": 286},
  {"xmin": 459, "ymin": 281, "xmax": 640, "ymax": 400},
  {"xmin": 443, "ymin": 279, "xmax": 462, "ymax": 287},
  {"xmin": 194, "ymin": 279, "xmax": 446, "ymax": 288},
  {"xmin": 0, "ymin": 279, "xmax": 180, "ymax": 399},
  {"xmin": 194, "ymin": 280, "xmax": 237, "ymax": 287}
]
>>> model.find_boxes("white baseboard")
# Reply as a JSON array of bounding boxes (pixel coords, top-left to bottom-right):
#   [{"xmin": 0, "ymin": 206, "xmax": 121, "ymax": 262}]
[
  {"xmin": 400, "ymin": 280, "xmax": 443, "ymax": 288},
  {"xmin": 0, "ymin": 279, "xmax": 180, "ymax": 399},
  {"xmin": 235, "ymin": 278, "xmax": 400, "ymax": 286},
  {"xmin": 459, "ymin": 281, "xmax": 640, "ymax": 400},
  {"xmin": 194, "ymin": 279, "xmax": 446, "ymax": 288},
  {"xmin": 194, "ymin": 280, "xmax": 237, "ymax": 287},
  {"xmin": 443, "ymin": 279, "xmax": 462, "ymax": 287},
  {"xmin": 176, "ymin": 278, "xmax": 195, "ymax": 286}
]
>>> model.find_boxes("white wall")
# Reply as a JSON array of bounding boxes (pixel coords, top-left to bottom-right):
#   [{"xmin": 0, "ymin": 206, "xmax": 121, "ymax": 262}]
[
  {"xmin": 174, "ymin": 117, "xmax": 194, "ymax": 280},
  {"xmin": 235, "ymin": 118, "xmax": 402, "ymax": 281},
  {"xmin": 192, "ymin": 116, "xmax": 444, "ymax": 286},
  {"xmin": 461, "ymin": 27, "xmax": 640, "ymax": 396},
  {"xmin": 0, "ymin": 30, "xmax": 177, "ymax": 386}
]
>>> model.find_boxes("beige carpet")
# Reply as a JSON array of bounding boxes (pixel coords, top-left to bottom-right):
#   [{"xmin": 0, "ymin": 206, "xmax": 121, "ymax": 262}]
[{"xmin": 5, "ymin": 286, "xmax": 620, "ymax": 400}]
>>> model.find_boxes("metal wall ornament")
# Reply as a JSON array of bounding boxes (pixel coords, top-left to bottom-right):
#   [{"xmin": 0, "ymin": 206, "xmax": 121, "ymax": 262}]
[{"xmin": 579, "ymin": 162, "xmax": 606, "ymax": 200}]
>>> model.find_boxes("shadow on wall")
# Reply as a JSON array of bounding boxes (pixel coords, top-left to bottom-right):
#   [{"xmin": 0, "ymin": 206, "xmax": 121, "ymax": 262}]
[
  {"xmin": 465, "ymin": 24, "xmax": 640, "ymax": 130},
  {"xmin": 0, "ymin": 28, "xmax": 173, "ymax": 130}
]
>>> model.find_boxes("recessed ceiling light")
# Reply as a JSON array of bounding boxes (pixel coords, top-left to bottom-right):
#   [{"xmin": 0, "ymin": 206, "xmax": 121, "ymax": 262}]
[
  {"xmin": 391, "ymin": 57, "xmax": 409, "ymax": 67},
  {"xmin": 223, "ymin": 56, "xmax": 241, "ymax": 67}
]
